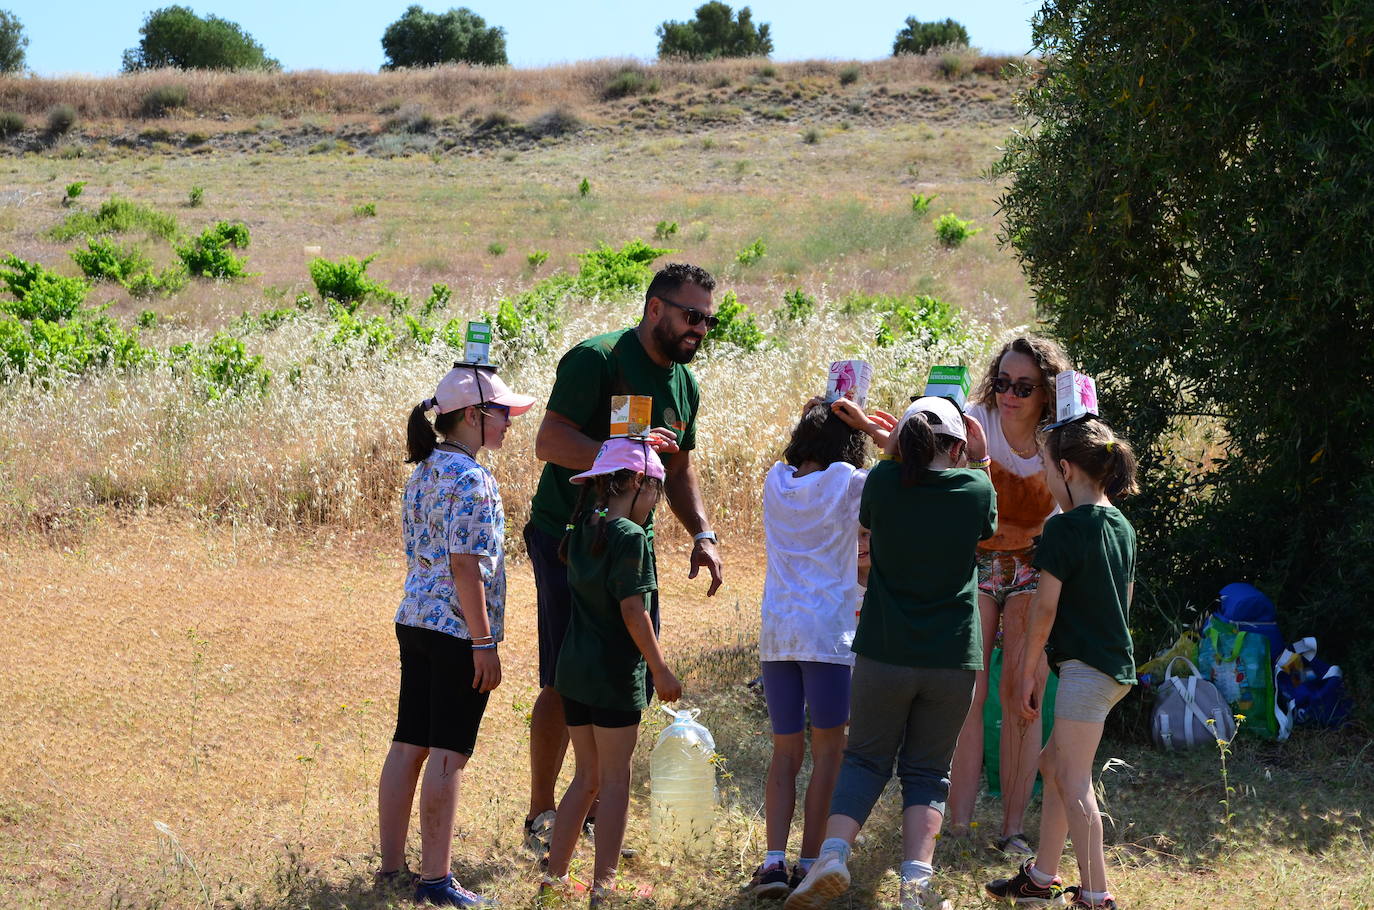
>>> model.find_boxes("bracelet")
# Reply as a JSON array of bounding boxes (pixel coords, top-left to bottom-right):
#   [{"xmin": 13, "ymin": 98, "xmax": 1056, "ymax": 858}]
[
  {"xmin": 968, "ymin": 456, "xmax": 992, "ymax": 469},
  {"xmin": 472, "ymin": 642, "xmax": 498, "ymax": 651},
  {"xmin": 472, "ymin": 635, "xmax": 494, "ymax": 643}
]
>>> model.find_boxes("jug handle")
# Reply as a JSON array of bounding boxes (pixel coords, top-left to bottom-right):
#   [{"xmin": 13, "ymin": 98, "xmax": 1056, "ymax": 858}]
[{"xmin": 660, "ymin": 704, "xmax": 701, "ymax": 723}]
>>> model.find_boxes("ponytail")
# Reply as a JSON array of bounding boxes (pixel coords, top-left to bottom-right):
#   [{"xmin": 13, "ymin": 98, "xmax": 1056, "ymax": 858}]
[
  {"xmin": 898, "ymin": 411, "xmax": 962, "ymax": 486},
  {"xmin": 405, "ymin": 403, "xmax": 461, "ymax": 464},
  {"xmin": 558, "ymin": 483, "xmax": 593, "ymax": 565},
  {"xmin": 558, "ymin": 469, "xmax": 665, "ymax": 563},
  {"xmin": 1041, "ymin": 418, "xmax": 1140, "ymax": 501}
]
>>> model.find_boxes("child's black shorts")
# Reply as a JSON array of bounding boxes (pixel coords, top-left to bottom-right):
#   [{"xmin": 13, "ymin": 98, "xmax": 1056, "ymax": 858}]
[
  {"xmin": 392, "ymin": 622, "xmax": 491, "ymax": 755},
  {"xmin": 559, "ymin": 693, "xmax": 641, "ymax": 729}
]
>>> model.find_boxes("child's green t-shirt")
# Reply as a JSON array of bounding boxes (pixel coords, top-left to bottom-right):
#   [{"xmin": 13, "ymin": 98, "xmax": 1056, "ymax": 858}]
[
  {"xmin": 1033, "ymin": 504, "xmax": 1137, "ymax": 685},
  {"xmin": 854, "ymin": 462, "xmax": 998, "ymax": 670},
  {"xmin": 556, "ymin": 516, "xmax": 658, "ymax": 712}
]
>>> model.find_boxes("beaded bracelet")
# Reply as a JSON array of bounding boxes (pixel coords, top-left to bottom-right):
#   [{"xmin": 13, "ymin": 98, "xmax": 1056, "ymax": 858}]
[
  {"xmin": 472, "ymin": 642, "xmax": 498, "ymax": 651},
  {"xmin": 968, "ymin": 456, "xmax": 992, "ymax": 469}
]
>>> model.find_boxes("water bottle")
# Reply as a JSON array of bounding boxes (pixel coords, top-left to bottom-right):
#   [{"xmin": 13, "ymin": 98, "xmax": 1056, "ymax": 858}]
[{"xmin": 649, "ymin": 705, "xmax": 717, "ymax": 852}]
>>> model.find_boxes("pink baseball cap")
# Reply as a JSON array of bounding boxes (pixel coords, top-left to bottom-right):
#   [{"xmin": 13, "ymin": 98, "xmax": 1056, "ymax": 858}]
[
  {"xmin": 426, "ymin": 364, "xmax": 535, "ymax": 416},
  {"xmin": 570, "ymin": 437, "xmax": 666, "ymax": 485}
]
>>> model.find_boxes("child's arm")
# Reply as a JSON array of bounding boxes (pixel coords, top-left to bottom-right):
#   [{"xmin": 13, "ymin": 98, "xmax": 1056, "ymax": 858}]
[
  {"xmin": 450, "ymin": 553, "xmax": 502, "ymax": 694},
  {"xmin": 830, "ymin": 397, "xmax": 897, "ymax": 449},
  {"xmin": 620, "ymin": 595, "xmax": 682, "ymax": 703},
  {"xmin": 1016, "ymin": 570, "xmax": 1062, "ymax": 720}
]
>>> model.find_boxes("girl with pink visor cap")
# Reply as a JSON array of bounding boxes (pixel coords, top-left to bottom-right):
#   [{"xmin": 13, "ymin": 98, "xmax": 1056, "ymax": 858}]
[{"xmin": 541, "ymin": 437, "xmax": 682, "ymax": 905}]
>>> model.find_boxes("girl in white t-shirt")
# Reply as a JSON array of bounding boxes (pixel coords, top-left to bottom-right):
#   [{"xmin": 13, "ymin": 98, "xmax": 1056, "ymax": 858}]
[
  {"xmin": 947, "ymin": 335, "xmax": 1072, "ymax": 856},
  {"xmin": 746, "ymin": 398, "xmax": 894, "ymax": 897}
]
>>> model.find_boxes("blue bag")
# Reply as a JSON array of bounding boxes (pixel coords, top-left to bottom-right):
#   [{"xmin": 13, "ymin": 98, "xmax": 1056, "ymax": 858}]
[
  {"xmin": 1215, "ymin": 583, "xmax": 1284, "ymax": 660},
  {"xmin": 1275, "ymin": 638, "xmax": 1353, "ymax": 737}
]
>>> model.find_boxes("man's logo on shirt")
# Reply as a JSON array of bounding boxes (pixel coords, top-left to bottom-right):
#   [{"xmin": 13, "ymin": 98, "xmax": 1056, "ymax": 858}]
[{"xmin": 663, "ymin": 406, "xmax": 685, "ymax": 434}]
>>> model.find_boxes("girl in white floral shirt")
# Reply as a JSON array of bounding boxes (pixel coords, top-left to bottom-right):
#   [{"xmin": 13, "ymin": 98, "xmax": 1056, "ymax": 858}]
[{"xmin": 377, "ymin": 364, "xmax": 533, "ymax": 908}]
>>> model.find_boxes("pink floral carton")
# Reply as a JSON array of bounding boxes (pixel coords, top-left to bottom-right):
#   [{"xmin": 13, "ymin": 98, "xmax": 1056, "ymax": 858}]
[
  {"xmin": 1054, "ymin": 370, "xmax": 1099, "ymax": 424},
  {"xmin": 826, "ymin": 360, "xmax": 873, "ymax": 408}
]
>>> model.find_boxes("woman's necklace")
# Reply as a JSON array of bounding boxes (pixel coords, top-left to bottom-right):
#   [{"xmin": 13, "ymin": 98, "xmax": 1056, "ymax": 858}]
[
  {"xmin": 438, "ymin": 439, "xmax": 474, "ymax": 457},
  {"xmin": 1003, "ymin": 423, "xmax": 1038, "ymax": 459}
]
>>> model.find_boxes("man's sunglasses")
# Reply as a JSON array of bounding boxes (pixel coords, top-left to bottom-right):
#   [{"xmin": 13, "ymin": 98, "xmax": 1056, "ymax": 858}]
[
  {"xmin": 992, "ymin": 377, "xmax": 1042, "ymax": 398},
  {"xmin": 658, "ymin": 296, "xmax": 720, "ymax": 330}
]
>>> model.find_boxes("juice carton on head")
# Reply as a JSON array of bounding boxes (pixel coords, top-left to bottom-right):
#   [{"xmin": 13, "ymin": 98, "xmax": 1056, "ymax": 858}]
[
  {"xmin": 825, "ymin": 360, "xmax": 873, "ymax": 408},
  {"xmin": 1054, "ymin": 370, "xmax": 1099, "ymax": 424},
  {"xmin": 464, "ymin": 321, "xmax": 491, "ymax": 365},
  {"xmin": 610, "ymin": 395, "xmax": 653, "ymax": 438},
  {"xmin": 924, "ymin": 365, "xmax": 971, "ymax": 410}
]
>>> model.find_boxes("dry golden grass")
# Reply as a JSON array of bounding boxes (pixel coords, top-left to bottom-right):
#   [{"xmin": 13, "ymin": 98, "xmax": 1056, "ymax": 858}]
[
  {"xmin": 2, "ymin": 517, "xmax": 1371, "ymax": 909},
  {"xmin": 0, "ymin": 55, "xmax": 1029, "ymax": 121}
]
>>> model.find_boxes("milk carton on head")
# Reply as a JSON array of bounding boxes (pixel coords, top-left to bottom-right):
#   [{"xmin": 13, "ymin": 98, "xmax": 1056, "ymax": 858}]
[
  {"xmin": 609, "ymin": 395, "xmax": 653, "ymax": 438},
  {"xmin": 923, "ymin": 365, "xmax": 971, "ymax": 410},
  {"xmin": 464, "ymin": 321, "xmax": 492, "ymax": 365},
  {"xmin": 1053, "ymin": 371, "xmax": 1099, "ymax": 426},
  {"xmin": 825, "ymin": 360, "xmax": 873, "ymax": 408}
]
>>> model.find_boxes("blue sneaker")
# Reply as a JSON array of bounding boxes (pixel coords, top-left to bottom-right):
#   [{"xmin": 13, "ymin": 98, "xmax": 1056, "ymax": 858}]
[{"xmin": 414, "ymin": 875, "xmax": 493, "ymax": 907}]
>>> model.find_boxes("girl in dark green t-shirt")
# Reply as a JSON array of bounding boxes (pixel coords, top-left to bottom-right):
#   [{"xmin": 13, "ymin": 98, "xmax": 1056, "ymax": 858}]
[
  {"xmin": 541, "ymin": 438, "xmax": 683, "ymax": 906},
  {"xmin": 986, "ymin": 416, "xmax": 1140, "ymax": 910}
]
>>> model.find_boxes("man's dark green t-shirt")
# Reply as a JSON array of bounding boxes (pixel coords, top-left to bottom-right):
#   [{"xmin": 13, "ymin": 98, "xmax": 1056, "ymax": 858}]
[
  {"xmin": 1033, "ymin": 504, "xmax": 1137, "ymax": 685},
  {"xmin": 854, "ymin": 462, "xmax": 998, "ymax": 670},
  {"xmin": 528, "ymin": 328, "xmax": 700, "ymax": 538},
  {"xmin": 556, "ymin": 517, "xmax": 658, "ymax": 712}
]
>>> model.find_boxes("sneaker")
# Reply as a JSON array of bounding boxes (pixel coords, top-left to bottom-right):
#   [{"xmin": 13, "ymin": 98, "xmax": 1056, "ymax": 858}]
[
  {"xmin": 783, "ymin": 850, "xmax": 850, "ymax": 910},
  {"xmin": 901, "ymin": 879, "xmax": 953, "ymax": 910},
  {"xmin": 413, "ymin": 875, "xmax": 491, "ymax": 907},
  {"xmin": 1064, "ymin": 887, "xmax": 1117, "ymax": 909},
  {"xmin": 524, "ymin": 810, "xmax": 557, "ymax": 861},
  {"xmin": 995, "ymin": 833, "xmax": 1035, "ymax": 857},
  {"xmin": 985, "ymin": 859, "xmax": 1064, "ymax": 906},
  {"xmin": 788, "ymin": 865, "xmax": 805, "ymax": 891},
  {"xmin": 747, "ymin": 861, "xmax": 791, "ymax": 899}
]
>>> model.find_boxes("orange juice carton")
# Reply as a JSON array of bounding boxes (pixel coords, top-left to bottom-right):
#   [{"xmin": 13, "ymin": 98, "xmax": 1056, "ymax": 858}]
[
  {"xmin": 463, "ymin": 321, "xmax": 491, "ymax": 365},
  {"xmin": 924, "ymin": 365, "xmax": 971, "ymax": 410},
  {"xmin": 825, "ymin": 360, "xmax": 873, "ymax": 408},
  {"xmin": 609, "ymin": 395, "xmax": 653, "ymax": 438},
  {"xmin": 1054, "ymin": 370, "xmax": 1099, "ymax": 425}
]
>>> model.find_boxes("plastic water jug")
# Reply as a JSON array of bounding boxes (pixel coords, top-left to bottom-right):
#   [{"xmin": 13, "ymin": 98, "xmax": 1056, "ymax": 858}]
[{"xmin": 649, "ymin": 705, "xmax": 717, "ymax": 851}]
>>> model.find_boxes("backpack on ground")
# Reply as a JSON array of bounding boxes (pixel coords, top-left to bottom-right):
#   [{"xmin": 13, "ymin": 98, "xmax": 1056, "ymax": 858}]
[
  {"xmin": 1152, "ymin": 656, "xmax": 1237, "ymax": 750},
  {"xmin": 1198, "ymin": 615, "xmax": 1279, "ymax": 739},
  {"xmin": 1215, "ymin": 582, "xmax": 1284, "ymax": 659},
  {"xmin": 1275, "ymin": 637, "xmax": 1353, "ymax": 739}
]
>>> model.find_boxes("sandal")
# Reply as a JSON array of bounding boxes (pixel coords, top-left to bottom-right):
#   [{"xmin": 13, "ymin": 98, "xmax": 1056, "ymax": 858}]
[{"xmin": 995, "ymin": 833, "xmax": 1034, "ymax": 856}]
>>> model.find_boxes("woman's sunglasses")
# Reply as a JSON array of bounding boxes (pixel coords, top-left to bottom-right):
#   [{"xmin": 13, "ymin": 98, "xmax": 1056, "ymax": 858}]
[
  {"xmin": 659, "ymin": 296, "xmax": 720, "ymax": 330},
  {"xmin": 992, "ymin": 377, "xmax": 1041, "ymax": 398}
]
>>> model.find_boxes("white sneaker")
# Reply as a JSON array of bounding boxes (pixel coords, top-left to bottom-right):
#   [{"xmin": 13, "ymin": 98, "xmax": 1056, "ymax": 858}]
[
  {"xmin": 783, "ymin": 850, "xmax": 850, "ymax": 910},
  {"xmin": 901, "ymin": 879, "xmax": 953, "ymax": 910}
]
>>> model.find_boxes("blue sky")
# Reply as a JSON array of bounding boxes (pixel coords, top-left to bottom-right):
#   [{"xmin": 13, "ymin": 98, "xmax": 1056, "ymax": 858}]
[{"xmin": 10, "ymin": 1, "xmax": 1042, "ymax": 76}]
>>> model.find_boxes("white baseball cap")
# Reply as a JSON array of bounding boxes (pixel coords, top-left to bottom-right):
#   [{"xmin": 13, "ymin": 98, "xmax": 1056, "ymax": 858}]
[
  {"xmin": 896, "ymin": 396, "xmax": 967, "ymax": 442},
  {"xmin": 425, "ymin": 364, "xmax": 535, "ymax": 416}
]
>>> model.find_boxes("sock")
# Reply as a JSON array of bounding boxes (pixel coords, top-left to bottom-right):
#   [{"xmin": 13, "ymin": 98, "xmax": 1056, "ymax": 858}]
[
  {"xmin": 1079, "ymin": 888, "xmax": 1110, "ymax": 905},
  {"xmin": 765, "ymin": 850, "xmax": 787, "ymax": 868},
  {"xmin": 420, "ymin": 875, "xmax": 449, "ymax": 886},
  {"xmin": 820, "ymin": 837, "xmax": 851, "ymax": 862},
  {"xmin": 900, "ymin": 860, "xmax": 933, "ymax": 888},
  {"xmin": 1027, "ymin": 864, "xmax": 1055, "ymax": 887},
  {"xmin": 799, "ymin": 856, "xmax": 817, "ymax": 872}
]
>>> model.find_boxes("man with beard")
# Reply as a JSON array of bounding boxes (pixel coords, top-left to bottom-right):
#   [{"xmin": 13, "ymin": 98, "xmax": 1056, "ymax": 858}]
[{"xmin": 522, "ymin": 262, "xmax": 724, "ymax": 857}]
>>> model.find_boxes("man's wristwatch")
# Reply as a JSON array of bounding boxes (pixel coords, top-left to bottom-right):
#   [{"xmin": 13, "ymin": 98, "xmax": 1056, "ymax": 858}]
[{"xmin": 693, "ymin": 530, "xmax": 718, "ymax": 545}]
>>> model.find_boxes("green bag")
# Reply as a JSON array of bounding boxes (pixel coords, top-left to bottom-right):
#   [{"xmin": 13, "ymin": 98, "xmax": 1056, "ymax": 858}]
[
  {"xmin": 1197, "ymin": 617, "xmax": 1278, "ymax": 740},
  {"xmin": 983, "ymin": 646, "xmax": 1058, "ymax": 796}
]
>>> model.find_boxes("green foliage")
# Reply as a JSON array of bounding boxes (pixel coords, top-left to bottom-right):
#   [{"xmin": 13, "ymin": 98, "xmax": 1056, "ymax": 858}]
[
  {"xmin": 232, "ymin": 306, "xmax": 298, "ymax": 334},
  {"xmin": 46, "ymin": 104, "xmax": 76, "ymax": 135},
  {"xmin": 70, "ymin": 238, "xmax": 151, "ymax": 283},
  {"xmin": 0, "ymin": 255, "xmax": 89, "ymax": 322},
  {"xmin": 575, "ymin": 239, "xmax": 673, "ymax": 297},
  {"xmin": 932, "ymin": 212, "xmax": 980, "ymax": 247},
  {"xmin": 578, "ymin": 177, "xmax": 590, "ymax": 197},
  {"xmin": 654, "ymin": 220, "xmax": 679, "ymax": 240},
  {"xmin": 703, "ymin": 289, "xmax": 765, "ymax": 352},
  {"xmin": 136, "ymin": 309, "xmax": 158, "ymax": 328},
  {"xmin": 176, "ymin": 221, "xmax": 250, "ymax": 279},
  {"xmin": 839, "ymin": 292, "xmax": 963, "ymax": 348},
  {"xmin": 121, "ymin": 6, "xmax": 279, "ymax": 72},
  {"xmin": 0, "ymin": 111, "xmax": 24, "ymax": 137},
  {"xmin": 892, "ymin": 16, "xmax": 969, "ymax": 55},
  {"xmin": 352, "ymin": 201, "xmax": 376, "ymax": 217},
  {"xmin": 308, "ymin": 254, "xmax": 395, "ymax": 311},
  {"xmin": 124, "ymin": 265, "xmax": 188, "ymax": 300},
  {"xmin": 911, "ymin": 192, "xmax": 936, "ymax": 215},
  {"xmin": 603, "ymin": 66, "xmax": 659, "ymax": 100},
  {"xmin": 141, "ymin": 84, "xmax": 188, "ymax": 117},
  {"xmin": 801, "ymin": 127, "xmax": 820, "ymax": 144},
  {"xmin": 328, "ymin": 310, "xmax": 396, "ymax": 354},
  {"xmin": 381, "ymin": 5, "xmax": 508, "ymax": 69},
  {"xmin": 838, "ymin": 65, "xmax": 860, "ymax": 86},
  {"xmin": 658, "ymin": 2, "xmax": 773, "ymax": 60},
  {"xmin": 0, "ymin": 312, "xmax": 153, "ymax": 380},
  {"xmin": 0, "ymin": 10, "xmax": 27, "ymax": 74},
  {"xmin": 779, "ymin": 288, "xmax": 815, "ymax": 323},
  {"xmin": 64, "ymin": 181, "xmax": 85, "ymax": 202},
  {"xmin": 735, "ymin": 237, "xmax": 766, "ymax": 266},
  {"xmin": 169, "ymin": 331, "xmax": 271, "ymax": 399},
  {"xmin": 487, "ymin": 241, "xmax": 506, "ymax": 257},
  {"xmin": 188, "ymin": 186, "xmax": 204, "ymax": 207},
  {"xmin": 49, "ymin": 196, "xmax": 179, "ymax": 242},
  {"xmin": 420, "ymin": 282, "xmax": 451, "ymax": 316},
  {"xmin": 526, "ymin": 249, "xmax": 549, "ymax": 268},
  {"xmin": 997, "ymin": 0, "xmax": 1374, "ymax": 679}
]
